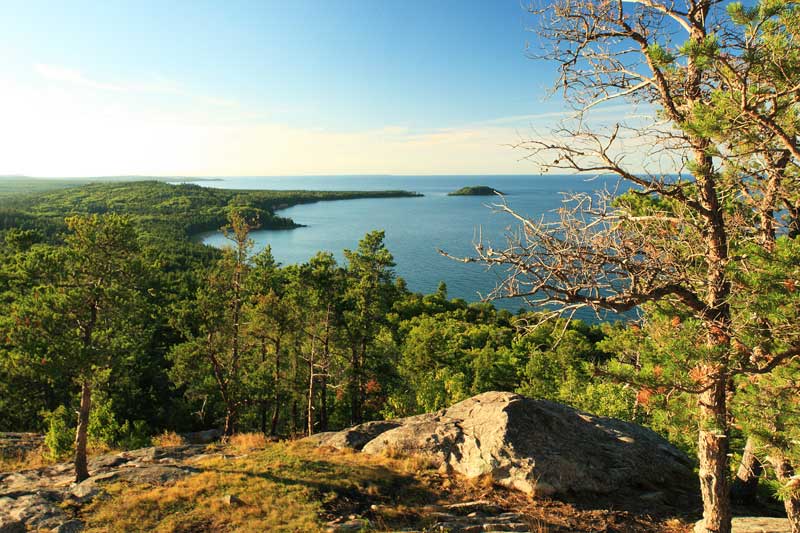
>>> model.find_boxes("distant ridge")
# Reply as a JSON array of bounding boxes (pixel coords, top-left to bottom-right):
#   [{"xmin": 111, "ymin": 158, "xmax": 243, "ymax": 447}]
[{"xmin": 0, "ymin": 175, "xmax": 221, "ymax": 182}]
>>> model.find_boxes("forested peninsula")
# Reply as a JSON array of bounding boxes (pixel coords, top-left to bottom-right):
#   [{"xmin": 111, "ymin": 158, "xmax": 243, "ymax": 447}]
[{"xmin": 0, "ymin": 180, "xmax": 421, "ymax": 238}]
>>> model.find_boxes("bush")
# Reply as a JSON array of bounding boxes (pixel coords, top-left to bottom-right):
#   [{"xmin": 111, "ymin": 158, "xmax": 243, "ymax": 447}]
[
  {"xmin": 43, "ymin": 406, "xmax": 74, "ymax": 460},
  {"xmin": 228, "ymin": 432, "xmax": 267, "ymax": 453},
  {"xmin": 89, "ymin": 395, "xmax": 123, "ymax": 448},
  {"xmin": 88, "ymin": 393, "xmax": 152, "ymax": 450},
  {"xmin": 152, "ymin": 431, "xmax": 185, "ymax": 447},
  {"xmin": 118, "ymin": 420, "xmax": 151, "ymax": 449}
]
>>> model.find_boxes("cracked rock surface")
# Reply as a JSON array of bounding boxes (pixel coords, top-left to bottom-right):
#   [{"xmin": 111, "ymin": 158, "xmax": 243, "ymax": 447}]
[{"xmin": 0, "ymin": 445, "xmax": 210, "ymax": 532}]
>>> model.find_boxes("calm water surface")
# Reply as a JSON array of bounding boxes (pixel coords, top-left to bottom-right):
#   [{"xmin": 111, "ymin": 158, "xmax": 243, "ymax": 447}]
[{"xmin": 195, "ymin": 175, "xmax": 625, "ymax": 318}]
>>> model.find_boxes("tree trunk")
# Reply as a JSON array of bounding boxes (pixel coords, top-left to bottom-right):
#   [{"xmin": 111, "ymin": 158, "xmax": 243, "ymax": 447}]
[
  {"xmin": 319, "ymin": 307, "xmax": 330, "ymax": 432},
  {"xmin": 692, "ymin": 135, "xmax": 732, "ymax": 533},
  {"xmin": 350, "ymin": 345, "xmax": 362, "ymax": 424},
  {"xmin": 359, "ymin": 342, "xmax": 367, "ymax": 422},
  {"xmin": 785, "ymin": 494, "xmax": 800, "ymax": 533},
  {"xmin": 260, "ymin": 339, "xmax": 268, "ymax": 434},
  {"xmin": 732, "ymin": 437, "xmax": 762, "ymax": 504},
  {"xmin": 291, "ymin": 399, "xmax": 298, "ymax": 436},
  {"xmin": 291, "ymin": 342, "xmax": 299, "ymax": 436},
  {"xmin": 74, "ymin": 380, "xmax": 92, "ymax": 483},
  {"xmin": 270, "ymin": 396, "xmax": 281, "ymax": 436},
  {"xmin": 320, "ymin": 375, "xmax": 328, "ymax": 432},
  {"xmin": 307, "ymin": 351, "xmax": 315, "ymax": 436},
  {"xmin": 223, "ymin": 405, "xmax": 236, "ymax": 437},
  {"xmin": 270, "ymin": 339, "xmax": 282, "ymax": 436},
  {"xmin": 696, "ymin": 376, "xmax": 732, "ymax": 533},
  {"xmin": 772, "ymin": 458, "xmax": 800, "ymax": 533}
]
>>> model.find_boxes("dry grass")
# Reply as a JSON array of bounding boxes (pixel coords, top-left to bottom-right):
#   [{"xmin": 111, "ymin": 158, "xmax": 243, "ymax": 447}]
[
  {"xmin": 0, "ymin": 445, "xmax": 51, "ymax": 472},
  {"xmin": 227, "ymin": 432, "xmax": 267, "ymax": 453},
  {"xmin": 152, "ymin": 431, "xmax": 186, "ymax": 447},
  {"xmin": 0, "ymin": 442, "xmax": 128, "ymax": 473},
  {"xmin": 380, "ymin": 443, "xmax": 405, "ymax": 460},
  {"xmin": 80, "ymin": 441, "xmax": 438, "ymax": 533},
  {"xmin": 397, "ymin": 453, "xmax": 440, "ymax": 474},
  {"xmin": 87, "ymin": 441, "xmax": 121, "ymax": 456},
  {"xmin": 77, "ymin": 440, "xmax": 693, "ymax": 533}
]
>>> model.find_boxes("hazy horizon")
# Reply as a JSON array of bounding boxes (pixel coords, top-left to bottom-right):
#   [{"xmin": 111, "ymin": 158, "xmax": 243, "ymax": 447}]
[{"xmin": 1, "ymin": 1, "xmax": 650, "ymax": 178}]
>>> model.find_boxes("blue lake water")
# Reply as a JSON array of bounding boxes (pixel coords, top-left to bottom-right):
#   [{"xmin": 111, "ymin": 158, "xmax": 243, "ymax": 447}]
[{"xmin": 195, "ymin": 175, "xmax": 625, "ymax": 319}]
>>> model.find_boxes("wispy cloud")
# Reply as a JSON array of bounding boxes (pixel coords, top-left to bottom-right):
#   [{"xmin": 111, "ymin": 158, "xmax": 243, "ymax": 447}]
[
  {"xmin": 34, "ymin": 63, "xmax": 237, "ymax": 107},
  {"xmin": 479, "ymin": 102, "xmax": 651, "ymax": 127},
  {"xmin": 35, "ymin": 64, "xmax": 127, "ymax": 92}
]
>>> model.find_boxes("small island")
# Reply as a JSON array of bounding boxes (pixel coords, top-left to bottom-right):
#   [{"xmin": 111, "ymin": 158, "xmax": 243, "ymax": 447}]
[{"xmin": 447, "ymin": 185, "xmax": 504, "ymax": 196}]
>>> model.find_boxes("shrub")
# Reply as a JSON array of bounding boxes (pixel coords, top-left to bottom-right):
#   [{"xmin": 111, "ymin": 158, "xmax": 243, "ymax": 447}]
[
  {"xmin": 89, "ymin": 395, "xmax": 123, "ymax": 448},
  {"xmin": 228, "ymin": 432, "xmax": 267, "ymax": 453},
  {"xmin": 152, "ymin": 431, "xmax": 185, "ymax": 447},
  {"xmin": 43, "ymin": 406, "xmax": 74, "ymax": 460},
  {"xmin": 118, "ymin": 420, "xmax": 151, "ymax": 449}
]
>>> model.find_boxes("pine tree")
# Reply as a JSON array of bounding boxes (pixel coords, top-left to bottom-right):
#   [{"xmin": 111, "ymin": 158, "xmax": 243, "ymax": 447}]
[
  {"xmin": 453, "ymin": 2, "xmax": 800, "ymax": 530},
  {"xmin": 4, "ymin": 214, "xmax": 148, "ymax": 481}
]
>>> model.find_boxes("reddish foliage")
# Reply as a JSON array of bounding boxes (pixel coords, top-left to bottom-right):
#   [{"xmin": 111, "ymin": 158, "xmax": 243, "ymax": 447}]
[
  {"xmin": 364, "ymin": 379, "xmax": 381, "ymax": 394},
  {"xmin": 636, "ymin": 388, "xmax": 653, "ymax": 406},
  {"xmin": 689, "ymin": 365, "xmax": 709, "ymax": 384}
]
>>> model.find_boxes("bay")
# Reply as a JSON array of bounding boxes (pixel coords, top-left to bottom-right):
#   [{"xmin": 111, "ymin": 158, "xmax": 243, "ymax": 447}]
[{"xmin": 195, "ymin": 175, "xmax": 626, "ymax": 319}]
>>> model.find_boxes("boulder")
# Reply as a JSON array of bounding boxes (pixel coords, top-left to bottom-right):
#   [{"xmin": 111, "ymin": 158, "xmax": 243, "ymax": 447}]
[
  {"xmin": 182, "ymin": 429, "xmax": 221, "ymax": 444},
  {"xmin": 310, "ymin": 421, "xmax": 402, "ymax": 451},
  {"xmin": 313, "ymin": 391, "xmax": 695, "ymax": 499}
]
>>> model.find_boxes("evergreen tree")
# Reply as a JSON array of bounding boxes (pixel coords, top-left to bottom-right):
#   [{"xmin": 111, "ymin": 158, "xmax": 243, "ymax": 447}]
[
  {"xmin": 4, "ymin": 214, "xmax": 148, "ymax": 481},
  {"xmin": 169, "ymin": 211, "xmax": 256, "ymax": 436},
  {"xmin": 342, "ymin": 231, "xmax": 396, "ymax": 424}
]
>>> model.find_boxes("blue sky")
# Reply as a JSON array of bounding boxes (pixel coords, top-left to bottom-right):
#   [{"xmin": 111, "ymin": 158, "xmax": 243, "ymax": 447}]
[{"xmin": 0, "ymin": 1, "xmax": 627, "ymax": 176}]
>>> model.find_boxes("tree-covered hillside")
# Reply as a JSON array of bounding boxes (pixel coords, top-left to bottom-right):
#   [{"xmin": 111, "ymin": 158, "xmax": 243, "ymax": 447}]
[
  {"xmin": 0, "ymin": 176, "xmax": 796, "ymax": 528},
  {"xmin": 0, "ymin": 180, "xmax": 421, "ymax": 239}
]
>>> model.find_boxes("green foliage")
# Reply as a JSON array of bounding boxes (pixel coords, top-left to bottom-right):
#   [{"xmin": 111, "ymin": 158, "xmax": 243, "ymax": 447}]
[
  {"xmin": 43, "ymin": 406, "xmax": 74, "ymax": 460},
  {"xmin": 117, "ymin": 420, "xmax": 152, "ymax": 450},
  {"xmin": 646, "ymin": 43, "xmax": 676, "ymax": 67},
  {"xmin": 88, "ymin": 394, "xmax": 124, "ymax": 448}
]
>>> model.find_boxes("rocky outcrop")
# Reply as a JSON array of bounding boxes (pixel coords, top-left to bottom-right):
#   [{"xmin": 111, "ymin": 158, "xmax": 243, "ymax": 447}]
[
  {"xmin": 182, "ymin": 428, "xmax": 221, "ymax": 444},
  {"xmin": 0, "ymin": 433, "xmax": 44, "ymax": 459},
  {"xmin": 310, "ymin": 391, "xmax": 696, "ymax": 500},
  {"xmin": 307, "ymin": 421, "xmax": 401, "ymax": 451},
  {"xmin": 0, "ymin": 445, "xmax": 210, "ymax": 532}
]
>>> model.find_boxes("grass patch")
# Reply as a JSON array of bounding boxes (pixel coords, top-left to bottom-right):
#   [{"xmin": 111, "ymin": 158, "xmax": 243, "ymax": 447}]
[
  {"xmin": 80, "ymin": 441, "xmax": 439, "ymax": 533},
  {"xmin": 74, "ymin": 440, "xmax": 692, "ymax": 532}
]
